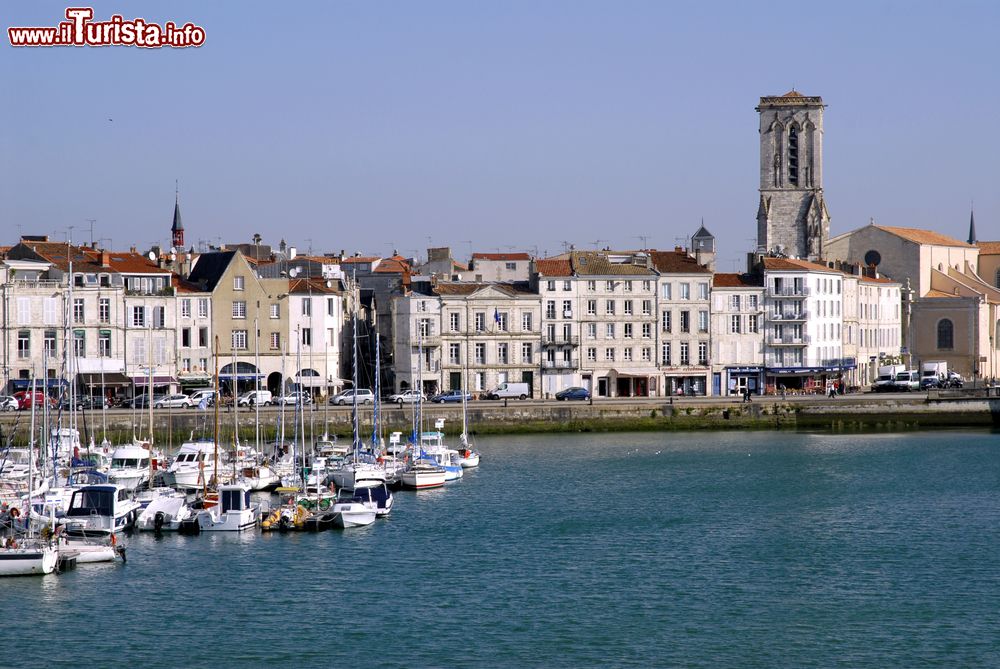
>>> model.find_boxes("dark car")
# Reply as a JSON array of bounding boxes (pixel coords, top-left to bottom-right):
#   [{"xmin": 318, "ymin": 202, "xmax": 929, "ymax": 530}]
[
  {"xmin": 430, "ymin": 390, "xmax": 472, "ymax": 403},
  {"xmin": 131, "ymin": 394, "xmax": 167, "ymax": 409},
  {"xmin": 555, "ymin": 386, "xmax": 590, "ymax": 401},
  {"xmin": 58, "ymin": 395, "xmax": 110, "ymax": 411}
]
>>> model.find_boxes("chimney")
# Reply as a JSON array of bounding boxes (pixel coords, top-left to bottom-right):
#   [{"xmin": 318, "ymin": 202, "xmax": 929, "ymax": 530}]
[
  {"xmin": 100, "ymin": 250, "xmax": 110, "ymax": 267},
  {"xmin": 289, "ymin": 246, "xmax": 297, "ymax": 261},
  {"xmin": 130, "ymin": 246, "xmax": 137, "ymax": 254}
]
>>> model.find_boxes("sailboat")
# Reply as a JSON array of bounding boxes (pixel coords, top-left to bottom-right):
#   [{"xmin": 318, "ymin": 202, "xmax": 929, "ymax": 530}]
[
  {"xmin": 399, "ymin": 326, "xmax": 446, "ymax": 491},
  {"xmin": 457, "ymin": 352, "xmax": 480, "ymax": 468}
]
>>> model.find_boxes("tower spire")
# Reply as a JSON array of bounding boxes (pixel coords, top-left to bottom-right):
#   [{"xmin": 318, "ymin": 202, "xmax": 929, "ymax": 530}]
[
  {"xmin": 171, "ymin": 182, "xmax": 185, "ymax": 249},
  {"xmin": 968, "ymin": 207, "xmax": 977, "ymax": 245}
]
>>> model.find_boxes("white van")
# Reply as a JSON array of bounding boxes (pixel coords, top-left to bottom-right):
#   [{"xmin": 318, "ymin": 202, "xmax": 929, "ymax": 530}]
[
  {"xmin": 485, "ymin": 382, "xmax": 530, "ymax": 400},
  {"xmin": 237, "ymin": 390, "xmax": 272, "ymax": 406}
]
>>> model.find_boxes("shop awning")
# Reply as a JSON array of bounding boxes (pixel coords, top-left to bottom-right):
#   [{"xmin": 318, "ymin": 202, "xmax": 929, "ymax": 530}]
[
  {"xmin": 9, "ymin": 378, "xmax": 66, "ymax": 389},
  {"xmin": 131, "ymin": 376, "xmax": 177, "ymax": 386},
  {"xmin": 78, "ymin": 372, "xmax": 132, "ymax": 387},
  {"xmin": 218, "ymin": 373, "xmax": 264, "ymax": 381},
  {"xmin": 727, "ymin": 367, "xmax": 763, "ymax": 373}
]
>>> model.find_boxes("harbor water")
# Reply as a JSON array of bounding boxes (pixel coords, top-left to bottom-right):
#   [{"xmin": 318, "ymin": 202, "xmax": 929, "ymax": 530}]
[{"xmin": 6, "ymin": 430, "xmax": 1000, "ymax": 668}]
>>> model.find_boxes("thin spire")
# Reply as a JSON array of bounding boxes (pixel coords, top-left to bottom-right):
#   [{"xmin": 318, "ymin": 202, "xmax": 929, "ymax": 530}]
[{"xmin": 968, "ymin": 206, "xmax": 977, "ymax": 245}]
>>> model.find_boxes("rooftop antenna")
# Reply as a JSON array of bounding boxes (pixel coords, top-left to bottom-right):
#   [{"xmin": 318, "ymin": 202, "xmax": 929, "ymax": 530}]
[
  {"xmin": 635, "ymin": 234, "xmax": 650, "ymax": 250},
  {"xmin": 86, "ymin": 219, "xmax": 97, "ymax": 246},
  {"xmin": 559, "ymin": 241, "xmax": 571, "ymax": 253},
  {"xmin": 673, "ymin": 236, "xmax": 687, "ymax": 248},
  {"xmin": 590, "ymin": 239, "xmax": 607, "ymax": 249},
  {"xmin": 304, "ymin": 238, "xmax": 313, "ymax": 256},
  {"xmin": 460, "ymin": 241, "xmax": 473, "ymax": 257}
]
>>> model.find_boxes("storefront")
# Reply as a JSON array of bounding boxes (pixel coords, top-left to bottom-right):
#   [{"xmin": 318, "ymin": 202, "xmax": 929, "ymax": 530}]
[
  {"xmin": 764, "ymin": 359, "xmax": 857, "ymax": 394},
  {"xmin": 664, "ymin": 374, "xmax": 707, "ymax": 396},
  {"xmin": 724, "ymin": 366, "xmax": 764, "ymax": 396}
]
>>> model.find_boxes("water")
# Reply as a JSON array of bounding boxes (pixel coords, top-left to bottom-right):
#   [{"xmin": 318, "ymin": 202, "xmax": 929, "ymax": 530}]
[{"xmin": 6, "ymin": 431, "xmax": 1000, "ymax": 668}]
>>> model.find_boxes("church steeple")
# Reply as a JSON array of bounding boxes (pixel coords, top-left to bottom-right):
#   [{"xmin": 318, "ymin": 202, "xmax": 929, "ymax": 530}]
[
  {"xmin": 171, "ymin": 182, "xmax": 184, "ymax": 249},
  {"xmin": 968, "ymin": 208, "xmax": 977, "ymax": 245}
]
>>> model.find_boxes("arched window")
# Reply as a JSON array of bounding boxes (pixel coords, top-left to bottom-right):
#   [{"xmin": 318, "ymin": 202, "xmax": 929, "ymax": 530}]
[
  {"xmin": 937, "ymin": 319, "xmax": 954, "ymax": 350},
  {"xmin": 787, "ymin": 127, "xmax": 799, "ymax": 186}
]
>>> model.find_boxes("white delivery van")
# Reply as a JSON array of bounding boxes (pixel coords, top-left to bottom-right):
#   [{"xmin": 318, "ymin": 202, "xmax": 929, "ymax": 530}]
[{"xmin": 485, "ymin": 382, "xmax": 530, "ymax": 400}]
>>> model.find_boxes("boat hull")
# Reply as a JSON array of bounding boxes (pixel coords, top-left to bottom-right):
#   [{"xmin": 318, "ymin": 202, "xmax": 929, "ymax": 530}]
[{"xmin": 0, "ymin": 547, "xmax": 57, "ymax": 576}]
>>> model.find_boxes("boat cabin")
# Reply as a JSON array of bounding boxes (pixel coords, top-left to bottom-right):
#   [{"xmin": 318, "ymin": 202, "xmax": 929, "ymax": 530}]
[{"xmin": 220, "ymin": 486, "xmax": 252, "ymax": 513}]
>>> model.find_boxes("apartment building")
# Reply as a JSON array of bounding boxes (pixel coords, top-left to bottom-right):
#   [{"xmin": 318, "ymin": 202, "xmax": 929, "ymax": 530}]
[
  {"xmin": 286, "ymin": 277, "xmax": 345, "ymax": 398},
  {"xmin": 534, "ymin": 258, "xmax": 582, "ymax": 397},
  {"xmin": 710, "ymin": 273, "xmax": 765, "ymax": 396},
  {"xmin": 651, "ymin": 249, "xmax": 713, "ymax": 396}
]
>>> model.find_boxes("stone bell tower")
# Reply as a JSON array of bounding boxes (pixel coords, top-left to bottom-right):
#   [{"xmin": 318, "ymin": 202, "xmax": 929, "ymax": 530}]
[{"xmin": 755, "ymin": 90, "xmax": 830, "ymax": 261}]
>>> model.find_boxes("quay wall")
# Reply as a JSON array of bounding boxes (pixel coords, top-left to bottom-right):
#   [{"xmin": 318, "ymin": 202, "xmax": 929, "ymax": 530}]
[{"xmin": 3, "ymin": 393, "xmax": 1000, "ymax": 445}]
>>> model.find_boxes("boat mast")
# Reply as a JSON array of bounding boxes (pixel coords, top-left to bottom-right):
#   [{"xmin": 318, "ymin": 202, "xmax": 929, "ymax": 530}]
[
  {"xmin": 231, "ymin": 347, "xmax": 239, "ymax": 482},
  {"xmin": 351, "ymin": 280, "xmax": 360, "ymax": 458},
  {"xmin": 371, "ymin": 332, "xmax": 380, "ymax": 449},
  {"xmin": 212, "ymin": 335, "xmax": 220, "ymax": 489},
  {"xmin": 147, "ymin": 317, "xmax": 154, "ymax": 489},
  {"xmin": 27, "ymin": 373, "xmax": 36, "ymax": 536},
  {"xmin": 297, "ymin": 327, "xmax": 306, "ymax": 489},
  {"xmin": 254, "ymin": 315, "xmax": 261, "ymax": 456}
]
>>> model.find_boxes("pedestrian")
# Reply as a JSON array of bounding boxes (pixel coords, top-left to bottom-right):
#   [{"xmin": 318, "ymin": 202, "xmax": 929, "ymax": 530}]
[{"xmin": 779, "ymin": 383, "xmax": 786, "ymax": 400}]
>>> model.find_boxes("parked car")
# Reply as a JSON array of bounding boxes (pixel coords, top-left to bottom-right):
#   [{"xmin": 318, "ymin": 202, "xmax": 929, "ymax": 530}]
[
  {"xmin": 388, "ymin": 389, "xmax": 425, "ymax": 406},
  {"xmin": 58, "ymin": 395, "xmax": 110, "ymax": 411},
  {"xmin": 555, "ymin": 386, "xmax": 590, "ymax": 401},
  {"xmin": 329, "ymin": 389, "xmax": 374, "ymax": 406},
  {"xmin": 430, "ymin": 390, "xmax": 472, "ymax": 404},
  {"xmin": 277, "ymin": 391, "xmax": 313, "ymax": 406},
  {"xmin": 131, "ymin": 394, "xmax": 167, "ymax": 409},
  {"xmin": 484, "ymin": 382, "xmax": 530, "ymax": 400},
  {"xmin": 189, "ymin": 388, "xmax": 218, "ymax": 405},
  {"xmin": 237, "ymin": 390, "xmax": 273, "ymax": 407},
  {"xmin": 0, "ymin": 395, "xmax": 19, "ymax": 412},
  {"xmin": 154, "ymin": 394, "xmax": 195, "ymax": 409},
  {"xmin": 14, "ymin": 391, "xmax": 54, "ymax": 410}
]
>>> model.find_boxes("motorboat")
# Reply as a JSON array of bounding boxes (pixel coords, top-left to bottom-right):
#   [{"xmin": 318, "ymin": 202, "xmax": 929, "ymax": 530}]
[
  {"xmin": 399, "ymin": 460, "xmax": 446, "ymax": 490},
  {"xmin": 62, "ymin": 484, "xmax": 141, "ymax": 537},
  {"xmin": 237, "ymin": 463, "xmax": 281, "ymax": 492},
  {"xmin": 50, "ymin": 428, "xmax": 82, "ymax": 460},
  {"xmin": 419, "ymin": 429, "xmax": 463, "ymax": 481},
  {"xmin": 330, "ymin": 488, "xmax": 376, "ymax": 528},
  {"xmin": 328, "ymin": 457, "xmax": 386, "ymax": 491},
  {"xmin": 457, "ymin": 448, "xmax": 480, "ymax": 468},
  {"xmin": 57, "ymin": 534, "xmax": 125, "ymax": 564},
  {"xmin": 0, "ymin": 539, "xmax": 57, "ymax": 576},
  {"xmin": 135, "ymin": 492, "xmax": 195, "ymax": 532},
  {"xmin": 355, "ymin": 480, "xmax": 393, "ymax": 517},
  {"xmin": 163, "ymin": 440, "xmax": 225, "ymax": 491},
  {"xmin": 106, "ymin": 443, "xmax": 152, "ymax": 491},
  {"xmin": 194, "ymin": 484, "xmax": 258, "ymax": 532}
]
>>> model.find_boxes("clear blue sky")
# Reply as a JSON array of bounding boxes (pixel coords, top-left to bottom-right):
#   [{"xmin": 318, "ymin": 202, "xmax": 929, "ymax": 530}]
[{"xmin": 2, "ymin": 1, "xmax": 997, "ymax": 271}]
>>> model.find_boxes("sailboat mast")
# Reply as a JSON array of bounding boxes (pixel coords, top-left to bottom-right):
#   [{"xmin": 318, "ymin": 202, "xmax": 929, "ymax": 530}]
[
  {"xmin": 213, "ymin": 336, "xmax": 220, "ymax": 488},
  {"xmin": 351, "ymin": 284, "xmax": 360, "ymax": 457},
  {"xmin": 254, "ymin": 316, "xmax": 261, "ymax": 455},
  {"xmin": 297, "ymin": 328, "xmax": 306, "ymax": 488},
  {"xmin": 27, "ymin": 374, "xmax": 36, "ymax": 533},
  {"xmin": 231, "ymin": 347, "xmax": 239, "ymax": 481},
  {"xmin": 371, "ymin": 332, "xmax": 380, "ymax": 448},
  {"xmin": 147, "ymin": 318, "xmax": 154, "ymax": 488}
]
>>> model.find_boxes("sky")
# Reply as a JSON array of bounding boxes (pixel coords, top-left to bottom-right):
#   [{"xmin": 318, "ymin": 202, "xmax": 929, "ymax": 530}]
[{"xmin": 2, "ymin": 1, "xmax": 998, "ymax": 272}]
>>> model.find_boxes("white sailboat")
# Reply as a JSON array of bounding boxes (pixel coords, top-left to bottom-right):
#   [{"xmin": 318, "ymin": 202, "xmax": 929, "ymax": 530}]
[{"xmin": 400, "ymin": 327, "xmax": 446, "ymax": 490}]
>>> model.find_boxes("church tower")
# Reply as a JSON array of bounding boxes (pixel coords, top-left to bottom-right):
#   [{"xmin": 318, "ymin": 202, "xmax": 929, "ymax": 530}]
[
  {"xmin": 755, "ymin": 90, "xmax": 830, "ymax": 261},
  {"xmin": 171, "ymin": 189, "xmax": 184, "ymax": 249}
]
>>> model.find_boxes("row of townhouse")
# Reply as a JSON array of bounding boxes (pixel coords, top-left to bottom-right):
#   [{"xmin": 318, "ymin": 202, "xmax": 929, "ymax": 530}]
[
  {"xmin": 391, "ymin": 249, "xmax": 902, "ymax": 398},
  {"xmin": 0, "ymin": 240, "xmax": 346, "ymax": 400}
]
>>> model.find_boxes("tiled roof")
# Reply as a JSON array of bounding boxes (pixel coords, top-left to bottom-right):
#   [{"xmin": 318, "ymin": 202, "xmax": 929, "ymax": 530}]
[
  {"xmin": 341, "ymin": 256, "xmax": 380, "ymax": 264},
  {"xmin": 924, "ymin": 289, "xmax": 963, "ymax": 299},
  {"xmin": 712, "ymin": 273, "xmax": 763, "ymax": 288},
  {"xmin": 762, "ymin": 257, "xmax": 841, "ymax": 273},
  {"xmin": 99, "ymin": 252, "xmax": 168, "ymax": 274},
  {"xmin": 876, "ymin": 225, "xmax": 972, "ymax": 248},
  {"xmin": 534, "ymin": 259, "xmax": 572, "ymax": 277},
  {"xmin": 569, "ymin": 251, "xmax": 657, "ymax": 276},
  {"xmin": 858, "ymin": 274, "xmax": 897, "ymax": 285},
  {"xmin": 433, "ymin": 281, "xmax": 533, "ymax": 297},
  {"xmin": 373, "ymin": 255, "xmax": 411, "ymax": 274},
  {"xmin": 782, "ymin": 89, "xmax": 803, "ymax": 97},
  {"xmin": 471, "ymin": 252, "xmax": 531, "ymax": 261},
  {"xmin": 289, "ymin": 277, "xmax": 341, "ymax": 294},
  {"xmin": 648, "ymin": 249, "xmax": 712, "ymax": 274},
  {"xmin": 976, "ymin": 241, "xmax": 1000, "ymax": 255}
]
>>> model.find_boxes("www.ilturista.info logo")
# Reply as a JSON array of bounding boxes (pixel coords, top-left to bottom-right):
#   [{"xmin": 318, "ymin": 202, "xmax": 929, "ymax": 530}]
[{"xmin": 8, "ymin": 7, "xmax": 205, "ymax": 48}]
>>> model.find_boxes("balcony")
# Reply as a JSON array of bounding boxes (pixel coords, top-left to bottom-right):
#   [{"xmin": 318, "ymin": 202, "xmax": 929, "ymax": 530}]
[
  {"xmin": 766, "ymin": 335, "xmax": 811, "ymax": 346},
  {"xmin": 542, "ymin": 359, "xmax": 578, "ymax": 370},
  {"xmin": 414, "ymin": 334, "xmax": 440, "ymax": 348},
  {"xmin": 542, "ymin": 334, "xmax": 580, "ymax": 346},
  {"xmin": 770, "ymin": 311, "xmax": 809, "ymax": 321},
  {"xmin": 767, "ymin": 286, "xmax": 810, "ymax": 298},
  {"xmin": 562, "ymin": 310, "xmax": 573, "ymax": 319}
]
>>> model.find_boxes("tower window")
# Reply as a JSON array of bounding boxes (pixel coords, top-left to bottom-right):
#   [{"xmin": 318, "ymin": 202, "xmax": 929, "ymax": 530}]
[
  {"xmin": 787, "ymin": 127, "xmax": 799, "ymax": 186},
  {"xmin": 937, "ymin": 319, "xmax": 954, "ymax": 350}
]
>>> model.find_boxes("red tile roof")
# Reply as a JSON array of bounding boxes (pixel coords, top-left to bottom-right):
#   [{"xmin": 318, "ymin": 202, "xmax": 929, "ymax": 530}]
[
  {"xmin": 876, "ymin": 226, "xmax": 972, "ymax": 248},
  {"xmin": 712, "ymin": 273, "xmax": 763, "ymax": 288},
  {"xmin": 648, "ymin": 249, "xmax": 711, "ymax": 274},
  {"xmin": 976, "ymin": 241, "xmax": 1000, "ymax": 255},
  {"xmin": 762, "ymin": 257, "xmax": 841, "ymax": 273},
  {"xmin": 471, "ymin": 253, "xmax": 531, "ymax": 261},
  {"xmin": 289, "ymin": 277, "xmax": 341, "ymax": 294},
  {"xmin": 534, "ymin": 259, "xmax": 572, "ymax": 277},
  {"xmin": 341, "ymin": 256, "xmax": 380, "ymax": 264},
  {"xmin": 373, "ymin": 255, "xmax": 411, "ymax": 274}
]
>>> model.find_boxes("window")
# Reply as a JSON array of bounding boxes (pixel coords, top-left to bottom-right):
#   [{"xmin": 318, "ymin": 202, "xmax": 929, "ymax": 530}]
[
  {"xmin": 233, "ymin": 301, "xmax": 247, "ymax": 319},
  {"xmin": 624, "ymin": 323, "xmax": 633, "ymax": 339},
  {"xmin": 623, "ymin": 347, "xmax": 633, "ymax": 361},
  {"xmin": 497, "ymin": 312, "xmax": 509, "ymax": 332},
  {"xmin": 198, "ymin": 299, "xmax": 209, "ymax": 318},
  {"xmin": 661, "ymin": 343, "xmax": 670, "ymax": 365},
  {"xmin": 587, "ymin": 281, "xmax": 596, "ymax": 292},
  {"xmin": 605, "ymin": 347, "xmax": 615, "ymax": 361},
  {"xmin": 680, "ymin": 283, "xmax": 690, "ymax": 300},
  {"xmin": 563, "ymin": 281, "xmax": 571, "ymax": 291},
  {"xmin": 232, "ymin": 329, "xmax": 248, "ymax": 350},
  {"xmin": 153, "ymin": 306, "xmax": 165, "ymax": 328},
  {"xmin": 587, "ymin": 323, "xmax": 597, "ymax": 339},
  {"xmin": 587, "ymin": 299, "xmax": 597, "ymax": 316},
  {"xmin": 522, "ymin": 312, "xmax": 533, "ymax": 332},
  {"xmin": 641, "ymin": 299, "xmax": 651, "ymax": 316},
  {"xmin": 302, "ymin": 328, "xmax": 312, "ymax": 346},
  {"xmin": 788, "ymin": 126, "xmax": 799, "ymax": 186},
  {"xmin": 747, "ymin": 295, "xmax": 758, "ymax": 310},
  {"xmin": 154, "ymin": 338, "xmax": 167, "ymax": 365},
  {"xmin": 475, "ymin": 343, "xmax": 486, "ymax": 364},
  {"xmin": 661, "ymin": 283, "xmax": 672, "ymax": 300},
  {"xmin": 270, "ymin": 304, "xmax": 280, "ymax": 319},
  {"xmin": 73, "ymin": 331, "xmax": 85, "ymax": 358},
  {"xmin": 587, "ymin": 347, "xmax": 597, "ymax": 362},
  {"xmin": 419, "ymin": 301, "xmax": 427, "ymax": 312},
  {"xmin": 547, "ymin": 280, "xmax": 556, "ymax": 291},
  {"xmin": 642, "ymin": 280, "xmax": 651, "ymax": 292},
  {"xmin": 233, "ymin": 276, "xmax": 245, "ymax": 291},
  {"xmin": 327, "ymin": 298, "xmax": 335, "ymax": 317},
  {"xmin": 730, "ymin": 295, "xmax": 741, "ymax": 311},
  {"xmin": 605, "ymin": 300, "xmax": 616, "ymax": 315},
  {"xmin": 450, "ymin": 313, "xmax": 461, "ymax": 332},
  {"xmin": 506, "ymin": 262, "xmax": 517, "ymax": 271},
  {"xmin": 606, "ymin": 323, "xmax": 615, "ymax": 339},
  {"xmin": 418, "ymin": 319, "xmax": 431, "ymax": 338},
  {"xmin": 94, "ymin": 298, "xmax": 108, "ymax": 324},
  {"xmin": 475, "ymin": 312, "xmax": 485, "ymax": 332},
  {"xmin": 182, "ymin": 328, "xmax": 191, "ymax": 347},
  {"xmin": 182, "ymin": 358, "xmax": 191, "ymax": 372},
  {"xmin": 99, "ymin": 331, "xmax": 111, "ymax": 357},
  {"xmin": 131, "ymin": 306, "xmax": 145, "ymax": 327},
  {"xmin": 73, "ymin": 298, "xmax": 85, "ymax": 323},
  {"xmin": 43, "ymin": 298, "xmax": 57, "ymax": 325},
  {"xmin": 698, "ymin": 311, "xmax": 709, "ymax": 333},
  {"xmin": 199, "ymin": 357, "xmax": 209, "ymax": 371},
  {"xmin": 698, "ymin": 283, "xmax": 709, "ymax": 300},
  {"xmin": 624, "ymin": 280, "xmax": 633, "ymax": 292},
  {"xmin": 270, "ymin": 332, "xmax": 280, "ymax": 350},
  {"xmin": 546, "ymin": 301, "xmax": 556, "ymax": 319},
  {"xmin": 624, "ymin": 300, "xmax": 633, "ymax": 316},
  {"xmin": 18, "ymin": 331, "xmax": 31, "ymax": 359},
  {"xmin": 680, "ymin": 311, "xmax": 690, "ymax": 333},
  {"xmin": 302, "ymin": 298, "xmax": 311, "ymax": 317},
  {"xmin": 131, "ymin": 337, "xmax": 145, "ymax": 364},
  {"xmin": 731, "ymin": 315, "xmax": 741, "ymax": 334},
  {"xmin": 698, "ymin": 342, "xmax": 708, "ymax": 365},
  {"xmin": 642, "ymin": 323, "xmax": 651, "ymax": 339},
  {"xmin": 680, "ymin": 342, "xmax": 690, "ymax": 365},
  {"xmin": 662, "ymin": 311, "xmax": 672, "ymax": 333},
  {"xmin": 199, "ymin": 327, "xmax": 209, "ymax": 347},
  {"xmin": 562, "ymin": 300, "xmax": 572, "ymax": 318},
  {"xmin": 606, "ymin": 281, "xmax": 614, "ymax": 292},
  {"xmin": 498, "ymin": 343, "xmax": 509, "ymax": 364},
  {"xmin": 449, "ymin": 343, "xmax": 461, "ymax": 365},
  {"xmin": 44, "ymin": 330, "xmax": 57, "ymax": 356},
  {"xmin": 181, "ymin": 299, "xmax": 191, "ymax": 318},
  {"xmin": 521, "ymin": 342, "xmax": 532, "ymax": 363},
  {"xmin": 641, "ymin": 347, "xmax": 651, "ymax": 362},
  {"xmin": 937, "ymin": 319, "xmax": 954, "ymax": 350}
]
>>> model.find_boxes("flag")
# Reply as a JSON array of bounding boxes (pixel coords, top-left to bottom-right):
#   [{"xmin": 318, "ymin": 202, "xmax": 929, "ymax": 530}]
[
  {"xmin": 493, "ymin": 308, "xmax": 501, "ymax": 326},
  {"xmin": 198, "ymin": 396, "xmax": 209, "ymax": 410}
]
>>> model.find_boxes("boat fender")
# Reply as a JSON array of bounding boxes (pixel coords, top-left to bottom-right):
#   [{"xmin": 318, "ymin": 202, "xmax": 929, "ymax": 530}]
[{"xmin": 110, "ymin": 534, "xmax": 117, "ymax": 547}]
